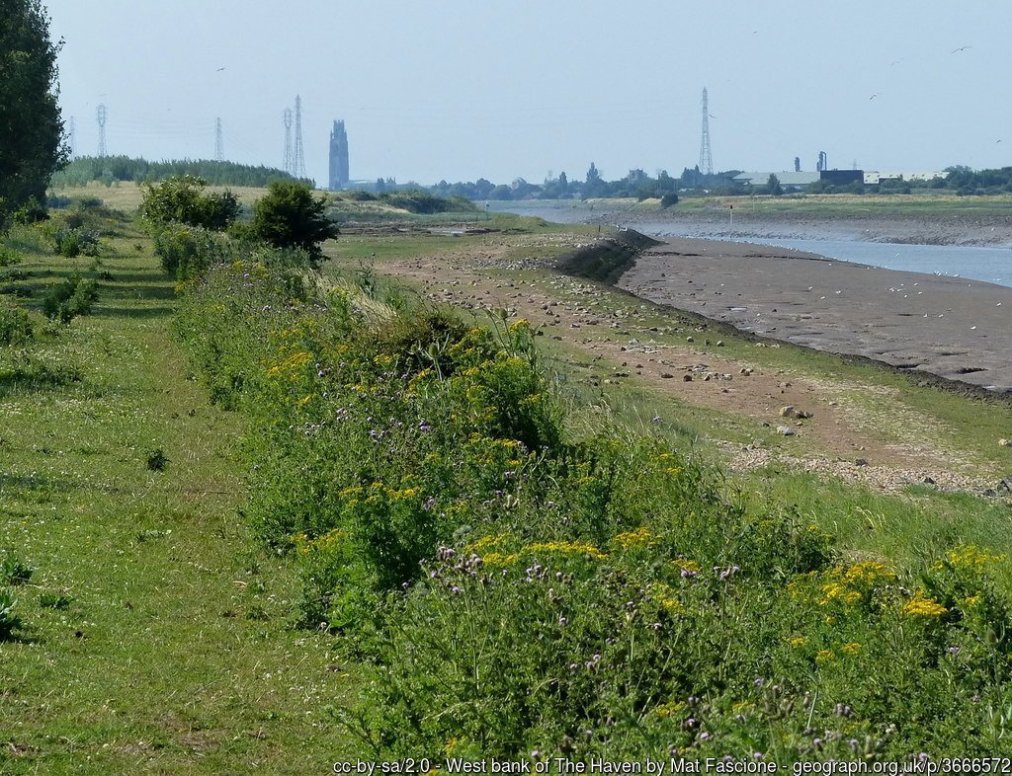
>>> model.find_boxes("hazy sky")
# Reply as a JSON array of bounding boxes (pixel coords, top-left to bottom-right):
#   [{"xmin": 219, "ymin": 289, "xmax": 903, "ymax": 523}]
[{"xmin": 47, "ymin": 1, "xmax": 1012, "ymax": 187}]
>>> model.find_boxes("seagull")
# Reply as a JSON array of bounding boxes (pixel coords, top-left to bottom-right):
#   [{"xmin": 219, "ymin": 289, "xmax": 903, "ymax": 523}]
[
  {"xmin": 216, "ymin": 67, "xmax": 226, "ymax": 72},
  {"xmin": 951, "ymin": 45, "xmax": 971, "ymax": 53},
  {"xmin": 869, "ymin": 93, "xmax": 881, "ymax": 100}
]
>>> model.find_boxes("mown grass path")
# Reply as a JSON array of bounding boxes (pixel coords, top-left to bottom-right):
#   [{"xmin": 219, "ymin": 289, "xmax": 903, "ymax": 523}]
[{"xmin": 1, "ymin": 236, "xmax": 352, "ymax": 772}]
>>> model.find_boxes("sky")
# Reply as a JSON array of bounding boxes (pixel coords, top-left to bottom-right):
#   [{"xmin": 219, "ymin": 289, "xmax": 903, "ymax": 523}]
[{"xmin": 46, "ymin": 1, "xmax": 1012, "ymax": 187}]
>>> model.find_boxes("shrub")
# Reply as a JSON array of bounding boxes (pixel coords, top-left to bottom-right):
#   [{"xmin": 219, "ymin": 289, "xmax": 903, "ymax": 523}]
[
  {"xmin": 0, "ymin": 300, "xmax": 34, "ymax": 345},
  {"xmin": 153, "ymin": 223, "xmax": 231, "ymax": 281},
  {"xmin": 140, "ymin": 175, "xmax": 239, "ymax": 231},
  {"xmin": 0, "ymin": 247, "xmax": 23, "ymax": 267},
  {"xmin": 43, "ymin": 275, "xmax": 98, "ymax": 323},
  {"xmin": 53, "ymin": 226, "xmax": 101, "ymax": 257},
  {"xmin": 660, "ymin": 191, "xmax": 679, "ymax": 208},
  {"xmin": 249, "ymin": 181, "xmax": 339, "ymax": 262}
]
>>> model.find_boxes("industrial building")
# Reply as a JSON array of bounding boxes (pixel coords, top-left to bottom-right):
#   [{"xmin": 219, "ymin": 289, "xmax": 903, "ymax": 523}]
[{"xmin": 732, "ymin": 171, "xmax": 821, "ymax": 190}]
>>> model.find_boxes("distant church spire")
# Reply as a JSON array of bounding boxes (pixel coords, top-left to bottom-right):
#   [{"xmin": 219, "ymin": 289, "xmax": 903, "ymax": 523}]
[{"xmin": 329, "ymin": 120, "xmax": 349, "ymax": 190}]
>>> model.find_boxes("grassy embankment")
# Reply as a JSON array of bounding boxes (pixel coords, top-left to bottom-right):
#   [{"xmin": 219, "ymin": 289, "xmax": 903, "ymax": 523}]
[
  {"xmin": 0, "ymin": 208, "xmax": 360, "ymax": 772},
  {"xmin": 3, "ymin": 190, "xmax": 1012, "ymax": 764}
]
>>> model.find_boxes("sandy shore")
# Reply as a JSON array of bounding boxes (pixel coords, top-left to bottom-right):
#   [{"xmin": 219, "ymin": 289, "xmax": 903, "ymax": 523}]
[{"xmin": 618, "ymin": 238, "xmax": 1012, "ymax": 392}]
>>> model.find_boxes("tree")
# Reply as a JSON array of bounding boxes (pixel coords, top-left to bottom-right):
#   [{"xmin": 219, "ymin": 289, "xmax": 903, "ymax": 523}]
[
  {"xmin": 767, "ymin": 173, "xmax": 783, "ymax": 196},
  {"xmin": 584, "ymin": 162, "xmax": 605, "ymax": 198},
  {"xmin": 249, "ymin": 181, "xmax": 338, "ymax": 261},
  {"xmin": 140, "ymin": 175, "xmax": 239, "ymax": 230},
  {"xmin": 0, "ymin": 0, "xmax": 68, "ymax": 228}
]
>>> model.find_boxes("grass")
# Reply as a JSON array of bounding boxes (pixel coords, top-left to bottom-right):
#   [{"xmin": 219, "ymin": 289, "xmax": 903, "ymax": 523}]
[
  {"xmin": 0, "ymin": 220, "xmax": 355, "ymax": 772},
  {"xmin": 4, "ymin": 198, "xmax": 1012, "ymax": 763}
]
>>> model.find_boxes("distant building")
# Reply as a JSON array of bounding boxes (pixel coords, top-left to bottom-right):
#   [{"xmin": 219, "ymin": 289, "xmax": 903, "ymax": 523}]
[
  {"xmin": 733, "ymin": 171, "xmax": 821, "ymax": 190},
  {"xmin": 819, "ymin": 169, "xmax": 863, "ymax": 187},
  {"xmin": 863, "ymin": 170, "xmax": 947, "ymax": 185},
  {"xmin": 329, "ymin": 120, "xmax": 349, "ymax": 190}
]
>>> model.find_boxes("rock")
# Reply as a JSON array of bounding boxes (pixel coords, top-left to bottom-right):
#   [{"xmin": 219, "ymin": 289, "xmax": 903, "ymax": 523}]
[
  {"xmin": 1000, "ymin": 439, "xmax": 1011, "ymax": 448},
  {"xmin": 660, "ymin": 372, "xmax": 674, "ymax": 379},
  {"xmin": 716, "ymin": 340, "xmax": 724, "ymax": 347},
  {"xmin": 776, "ymin": 425, "xmax": 795, "ymax": 436},
  {"xmin": 683, "ymin": 374, "xmax": 693, "ymax": 382},
  {"xmin": 922, "ymin": 476, "xmax": 936, "ymax": 485},
  {"xmin": 998, "ymin": 478, "xmax": 1012, "ymax": 494},
  {"xmin": 780, "ymin": 406, "xmax": 813, "ymax": 420},
  {"xmin": 854, "ymin": 458, "xmax": 868, "ymax": 467},
  {"xmin": 686, "ymin": 336, "xmax": 694, "ymax": 343}
]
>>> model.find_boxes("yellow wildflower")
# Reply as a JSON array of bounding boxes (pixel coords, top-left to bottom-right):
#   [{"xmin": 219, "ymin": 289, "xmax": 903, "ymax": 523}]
[
  {"xmin": 841, "ymin": 642, "xmax": 862, "ymax": 655},
  {"xmin": 902, "ymin": 594, "xmax": 947, "ymax": 618},
  {"xmin": 789, "ymin": 635, "xmax": 808, "ymax": 648},
  {"xmin": 816, "ymin": 649, "xmax": 835, "ymax": 663},
  {"xmin": 611, "ymin": 527, "xmax": 658, "ymax": 550},
  {"xmin": 525, "ymin": 540, "xmax": 606, "ymax": 560},
  {"xmin": 481, "ymin": 552, "xmax": 519, "ymax": 567},
  {"xmin": 944, "ymin": 545, "xmax": 1007, "ymax": 572},
  {"xmin": 649, "ymin": 582, "xmax": 682, "ymax": 614},
  {"xmin": 653, "ymin": 701, "xmax": 687, "ymax": 718}
]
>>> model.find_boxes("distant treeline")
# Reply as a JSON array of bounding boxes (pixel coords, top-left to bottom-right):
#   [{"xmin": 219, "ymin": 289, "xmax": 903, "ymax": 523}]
[
  {"xmin": 407, "ymin": 163, "xmax": 1012, "ymax": 201},
  {"xmin": 941, "ymin": 166, "xmax": 1012, "ymax": 195},
  {"xmin": 51, "ymin": 156, "xmax": 310, "ymax": 189},
  {"xmin": 415, "ymin": 163, "xmax": 682, "ymax": 203}
]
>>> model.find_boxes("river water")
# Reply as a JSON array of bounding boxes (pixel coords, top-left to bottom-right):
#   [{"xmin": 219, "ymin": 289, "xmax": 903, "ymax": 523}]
[
  {"xmin": 489, "ymin": 203, "xmax": 1012, "ymax": 289},
  {"xmin": 652, "ymin": 231, "xmax": 1012, "ymax": 289}
]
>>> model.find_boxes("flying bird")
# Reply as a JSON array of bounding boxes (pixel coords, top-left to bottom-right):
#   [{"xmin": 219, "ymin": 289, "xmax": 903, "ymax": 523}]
[
  {"xmin": 951, "ymin": 45, "xmax": 971, "ymax": 53},
  {"xmin": 216, "ymin": 66, "xmax": 226, "ymax": 71},
  {"xmin": 869, "ymin": 93, "xmax": 881, "ymax": 100}
]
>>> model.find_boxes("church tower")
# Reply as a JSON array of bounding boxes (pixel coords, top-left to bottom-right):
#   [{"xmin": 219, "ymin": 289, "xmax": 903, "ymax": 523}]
[{"xmin": 329, "ymin": 120, "xmax": 349, "ymax": 190}]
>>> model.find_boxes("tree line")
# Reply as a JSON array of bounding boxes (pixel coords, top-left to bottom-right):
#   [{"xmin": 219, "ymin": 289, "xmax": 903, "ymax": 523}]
[{"xmin": 51, "ymin": 156, "xmax": 310, "ymax": 189}]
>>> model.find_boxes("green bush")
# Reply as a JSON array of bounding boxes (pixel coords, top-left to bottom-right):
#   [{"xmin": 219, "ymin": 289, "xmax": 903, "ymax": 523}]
[
  {"xmin": 0, "ymin": 246, "xmax": 23, "ymax": 267},
  {"xmin": 43, "ymin": 275, "xmax": 99, "ymax": 323},
  {"xmin": 153, "ymin": 223, "xmax": 232, "ymax": 281},
  {"xmin": 140, "ymin": 175, "xmax": 240, "ymax": 231},
  {"xmin": 52, "ymin": 226, "xmax": 101, "ymax": 257},
  {"xmin": 249, "ymin": 181, "xmax": 339, "ymax": 262},
  {"xmin": 0, "ymin": 300, "xmax": 34, "ymax": 345}
]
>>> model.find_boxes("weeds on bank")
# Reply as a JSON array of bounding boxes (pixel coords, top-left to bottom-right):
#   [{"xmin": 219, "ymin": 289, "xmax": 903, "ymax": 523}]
[{"xmin": 175, "ymin": 254, "xmax": 1012, "ymax": 761}]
